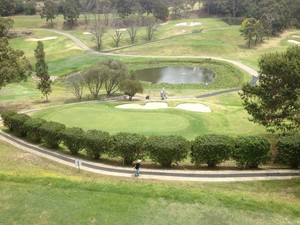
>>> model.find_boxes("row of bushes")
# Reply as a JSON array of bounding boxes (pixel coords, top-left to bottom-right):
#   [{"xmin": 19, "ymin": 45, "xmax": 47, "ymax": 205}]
[{"xmin": 2, "ymin": 110, "xmax": 300, "ymax": 169}]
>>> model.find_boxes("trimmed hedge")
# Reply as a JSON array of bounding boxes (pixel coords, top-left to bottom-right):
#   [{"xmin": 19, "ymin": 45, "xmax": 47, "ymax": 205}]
[
  {"xmin": 10, "ymin": 114, "xmax": 31, "ymax": 137},
  {"xmin": 61, "ymin": 127, "xmax": 85, "ymax": 155},
  {"xmin": 84, "ymin": 130, "xmax": 112, "ymax": 159},
  {"xmin": 39, "ymin": 121, "xmax": 66, "ymax": 148},
  {"xmin": 23, "ymin": 118, "xmax": 46, "ymax": 143},
  {"xmin": 111, "ymin": 132, "xmax": 146, "ymax": 165},
  {"xmin": 232, "ymin": 136, "xmax": 271, "ymax": 169},
  {"xmin": 191, "ymin": 134, "xmax": 234, "ymax": 167},
  {"xmin": 1, "ymin": 110, "xmax": 18, "ymax": 131},
  {"xmin": 276, "ymin": 135, "xmax": 300, "ymax": 168},
  {"xmin": 145, "ymin": 135, "xmax": 189, "ymax": 167}
]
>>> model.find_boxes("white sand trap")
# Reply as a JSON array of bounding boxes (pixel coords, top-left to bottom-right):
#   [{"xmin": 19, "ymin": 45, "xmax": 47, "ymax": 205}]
[
  {"xmin": 288, "ymin": 40, "xmax": 300, "ymax": 44},
  {"xmin": 83, "ymin": 32, "xmax": 92, "ymax": 34},
  {"xmin": 25, "ymin": 36, "xmax": 58, "ymax": 42},
  {"xmin": 292, "ymin": 35, "xmax": 300, "ymax": 39},
  {"xmin": 160, "ymin": 22, "xmax": 169, "ymax": 26},
  {"xmin": 116, "ymin": 102, "xmax": 168, "ymax": 110},
  {"xmin": 175, "ymin": 22, "xmax": 201, "ymax": 27},
  {"xmin": 175, "ymin": 103, "xmax": 211, "ymax": 112},
  {"xmin": 118, "ymin": 28, "xmax": 127, "ymax": 31}
]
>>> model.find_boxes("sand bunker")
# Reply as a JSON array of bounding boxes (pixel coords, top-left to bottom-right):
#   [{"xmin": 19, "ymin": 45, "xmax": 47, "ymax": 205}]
[
  {"xmin": 175, "ymin": 22, "xmax": 201, "ymax": 27},
  {"xmin": 160, "ymin": 22, "xmax": 169, "ymax": 26},
  {"xmin": 83, "ymin": 32, "xmax": 92, "ymax": 35},
  {"xmin": 288, "ymin": 40, "xmax": 300, "ymax": 44},
  {"xmin": 292, "ymin": 35, "xmax": 300, "ymax": 39},
  {"xmin": 25, "ymin": 36, "xmax": 58, "ymax": 42},
  {"xmin": 116, "ymin": 102, "xmax": 211, "ymax": 112},
  {"xmin": 175, "ymin": 103, "xmax": 211, "ymax": 112}
]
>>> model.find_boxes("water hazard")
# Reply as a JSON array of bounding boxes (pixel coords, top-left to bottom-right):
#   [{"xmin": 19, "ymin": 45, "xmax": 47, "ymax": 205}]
[{"xmin": 134, "ymin": 66, "xmax": 216, "ymax": 84}]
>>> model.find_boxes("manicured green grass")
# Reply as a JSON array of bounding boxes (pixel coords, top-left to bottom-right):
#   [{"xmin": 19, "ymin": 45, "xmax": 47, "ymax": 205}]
[
  {"xmin": 31, "ymin": 93, "xmax": 267, "ymax": 139},
  {"xmin": 0, "ymin": 141, "xmax": 300, "ymax": 225}
]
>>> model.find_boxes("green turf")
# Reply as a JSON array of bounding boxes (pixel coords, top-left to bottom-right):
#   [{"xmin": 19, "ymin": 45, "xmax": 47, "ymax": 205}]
[{"xmin": 0, "ymin": 141, "xmax": 300, "ymax": 225}]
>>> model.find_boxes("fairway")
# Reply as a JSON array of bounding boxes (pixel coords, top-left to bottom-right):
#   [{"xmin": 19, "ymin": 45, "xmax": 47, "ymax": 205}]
[{"xmin": 31, "ymin": 99, "xmax": 267, "ymax": 139}]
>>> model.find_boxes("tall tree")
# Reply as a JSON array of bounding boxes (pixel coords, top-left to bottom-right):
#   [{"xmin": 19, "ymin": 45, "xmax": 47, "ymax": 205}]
[
  {"xmin": 0, "ymin": 38, "xmax": 32, "ymax": 90},
  {"xmin": 62, "ymin": 0, "xmax": 80, "ymax": 28},
  {"xmin": 101, "ymin": 59, "xmax": 128, "ymax": 96},
  {"xmin": 240, "ymin": 18, "xmax": 256, "ymax": 48},
  {"xmin": 34, "ymin": 41, "xmax": 52, "ymax": 101},
  {"xmin": 92, "ymin": 20, "xmax": 106, "ymax": 50},
  {"xmin": 239, "ymin": 46, "xmax": 300, "ymax": 134},
  {"xmin": 40, "ymin": 0, "xmax": 59, "ymax": 28}
]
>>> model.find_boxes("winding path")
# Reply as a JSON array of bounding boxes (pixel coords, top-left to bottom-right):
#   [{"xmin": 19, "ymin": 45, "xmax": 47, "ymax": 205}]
[{"xmin": 4, "ymin": 29, "xmax": 298, "ymax": 182}]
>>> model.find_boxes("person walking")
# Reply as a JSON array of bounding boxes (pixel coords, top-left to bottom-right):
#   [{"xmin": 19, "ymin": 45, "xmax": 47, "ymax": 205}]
[{"xmin": 134, "ymin": 159, "xmax": 141, "ymax": 176}]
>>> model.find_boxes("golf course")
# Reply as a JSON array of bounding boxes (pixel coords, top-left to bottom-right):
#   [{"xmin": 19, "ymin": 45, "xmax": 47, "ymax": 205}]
[{"xmin": 1, "ymin": 5, "xmax": 300, "ymax": 225}]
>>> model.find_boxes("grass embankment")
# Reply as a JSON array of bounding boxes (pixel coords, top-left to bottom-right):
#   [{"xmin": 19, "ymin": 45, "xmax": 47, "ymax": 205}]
[{"xmin": 0, "ymin": 141, "xmax": 300, "ymax": 225}]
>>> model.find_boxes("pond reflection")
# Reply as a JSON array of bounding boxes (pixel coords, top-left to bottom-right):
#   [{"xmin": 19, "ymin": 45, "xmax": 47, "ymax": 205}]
[{"xmin": 134, "ymin": 66, "xmax": 216, "ymax": 84}]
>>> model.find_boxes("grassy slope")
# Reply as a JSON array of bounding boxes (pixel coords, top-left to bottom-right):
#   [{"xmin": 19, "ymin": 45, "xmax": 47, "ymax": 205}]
[{"xmin": 0, "ymin": 141, "xmax": 300, "ymax": 225}]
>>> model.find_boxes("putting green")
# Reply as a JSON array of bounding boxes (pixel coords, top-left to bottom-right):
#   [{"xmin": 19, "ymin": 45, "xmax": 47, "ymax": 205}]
[{"xmin": 31, "ymin": 101, "xmax": 266, "ymax": 139}]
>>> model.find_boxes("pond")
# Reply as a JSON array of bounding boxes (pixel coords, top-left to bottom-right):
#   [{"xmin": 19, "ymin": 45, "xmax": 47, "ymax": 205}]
[{"xmin": 134, "ymin": 66, "xmax": 216, "ymax": 84}]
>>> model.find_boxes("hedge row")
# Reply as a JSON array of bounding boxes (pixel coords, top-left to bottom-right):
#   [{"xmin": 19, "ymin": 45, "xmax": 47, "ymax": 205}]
[{"xmin": 2, "ymin": 110, "xmax": 299, "ymax": 168}]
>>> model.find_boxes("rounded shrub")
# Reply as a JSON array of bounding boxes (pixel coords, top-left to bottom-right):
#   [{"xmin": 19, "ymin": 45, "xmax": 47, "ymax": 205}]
[
  {"xmin": 1, "ymin": 110, "xmax": 17, "ymax": 131},
  {"xmin": 23, "ymin": 118, "xmax": 46, "ymax": 143},
  {"xmin": 111, "ymin": 132, "xmax": 146, "ymax": 165},
  {"xmin": 39, "ymin": 121, "xmax": 66, "ymax": 148},
  {"xmin": 191, "ymin": 134, "xmax": 234, "ymax": 168},
  {"xmin": 276, "ymin": 135, "xmax": 300, "ymax": 168},
  {"xmin": 232, "ymin": 136, "xmax": 271, "ymax": 169},
  {"xmin": 84, "ymin": 130, "xmax": 112, "ymax": 160},
  {"xmin": 61, "ymin": 127, "xmax": 85, "ymax": 155},
  {"xmin": 10, "ymin": 113, "xmax": 31, "ymax": 137},
  {"xmin": 145, "ymin": 135, "xmax": 189, "ymax": 167}
]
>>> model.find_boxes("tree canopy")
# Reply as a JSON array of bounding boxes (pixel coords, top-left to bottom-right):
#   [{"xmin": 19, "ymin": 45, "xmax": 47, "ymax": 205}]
[
  {"xmin": 0, "ymin": 38, "xmax": 32, "ymax": 90},
  {"xmin": 240, "ymin": 45, "xmax": 300, "ymax": 134}
]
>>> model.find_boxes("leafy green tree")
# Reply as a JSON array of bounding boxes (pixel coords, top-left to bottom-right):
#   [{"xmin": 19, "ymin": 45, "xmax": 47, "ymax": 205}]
[
  {"xmin": 83, "ymin": 64, "xmax": 109, "ymax": 99},
  {"xmin": 191, "ymin": 135, "xmax": 234, "ymax": 168},
  {"xmin": 0, "ymin": 38, "xmax": 32, "ymax": 90},
  {"xmin": 101, "ymin": 59, "xmax": 128, "ymax": 96},
  {"xmin": 232, "ymin": 136, "xmax": 271, "ymax": 169},
  {"xmin": 61, "ymin": 127, "xmax": 85, "ymax": 155},
  {"xmin": 62, "ymin": 0, "xmax": 80, "ymax": 28},
  {"xmin": 84, "ymin": 130, "xmax": 112, "ymax": 159},
  {"xmin": 240, "ymin": 46, "xmax": 300, "ymax": 134},
  {"xmin": 119, "ymin": 79, "xmax": 143, "ymax": 100},
  {"xmin": 276, "ymin": 135, "xmax": 300, "ymax": 168},
  {"xmin": 40, "ymin": 0, "xmax": 59, "ymax": 28},
  {"xmin": 111, "ymin": 132, "xmax": 147, "ymax": 165},
  {"xmin": 0, "ymin": 0, "xmax": 16, "ymax": 16},
  {"xmin": 145, "ymin": 135, "xmax": 190, "ymax": 167},
  {"xmin": 240, "ymin": 18, "xmax": 256, "ymax": 48},
  {"xmin": 39, "ymin": 121, "xmax": 66, "ymax": 148},
  {"xmin": 34, "ymin": 41, "xmax": 52, "ymax": 101},
  {"xmin": 1, "ymin": 110, "xmax": 17, "ymax": 131},
  {"xmin": 0, "ymin": 17, "xmax": 14, "ymax": 37},
  {"xmin": 152, "ymin": 0, "xmax": 169, "ymax": 20},
  {"xmin": 24, "ymin": 0, "xmax": 36, "ymax": 15},
  {"xmin": 23, "ymin": 118, "xmax": 46, "ymax": 143}
]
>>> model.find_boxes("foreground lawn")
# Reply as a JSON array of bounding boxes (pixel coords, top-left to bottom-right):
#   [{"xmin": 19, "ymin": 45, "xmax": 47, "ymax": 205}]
[{"xmin": 0, "ymin": 141, "xmax": 299, "ymax": 225}]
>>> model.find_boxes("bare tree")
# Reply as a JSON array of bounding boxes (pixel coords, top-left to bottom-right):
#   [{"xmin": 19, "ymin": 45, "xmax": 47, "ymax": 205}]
[
  {"xmin": 142, "ymin": 16, "xmax": 158, "ymax": 41},
  {"xmin": 92, "ymin": 20, "xmax": 107, "ymax": 50},
  {"xmin": 65, "ymin": 72, "xmax": 85, "ymax": 101},
  {"xmin": 111, "ymin": 19, "xmax": 124, "ymax": 47},
  {"xmin": 124, "ymin": 15, "xmax": 141, "ymax": 44}
]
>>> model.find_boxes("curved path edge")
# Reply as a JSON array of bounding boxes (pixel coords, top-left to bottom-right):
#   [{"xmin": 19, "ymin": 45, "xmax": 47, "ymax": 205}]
[{"xmin": 1, "ymin": 130, "xmax": 300, "ymax": 182}]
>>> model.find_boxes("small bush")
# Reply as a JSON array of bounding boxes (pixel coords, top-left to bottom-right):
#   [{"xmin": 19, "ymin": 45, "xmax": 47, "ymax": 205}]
[
  {"xmin": 61, "ymin": 127, "xmax": 85, "ymax": 155},
  {"xmin": 23, "ymin": 118, "xmax": 46, "ymax": 143},
  {"xmin": 276, "ymin": 135, "xmax": 300, "ymax": 168},
  {"xmin": 232, "ymin": 136, "xmax": 271, "ymax": 169},
  {"xmin": 84, "ymin": 130, "xmax": 112, "ymax": 160},
  {"xmin": 111, "ymin": 132, "xmax": 146, "ymax": 165},
  {"xmin": 191, "ymin": 134, "xmax": 234, "ymax": 167},
  {"xmin": 1, "ymin": 110, "xmax": 18, "ymax": 131},
  {"xmin": 145, "ymin": 135, "xmax": 189, "ymax": 167},
  {"xmin": 10, "ymin": 114, "xmax": 31, "ymax": 137},
  {"xmin": 39, "ymin": 121, "xmax": 66, "ymax": 148}
]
